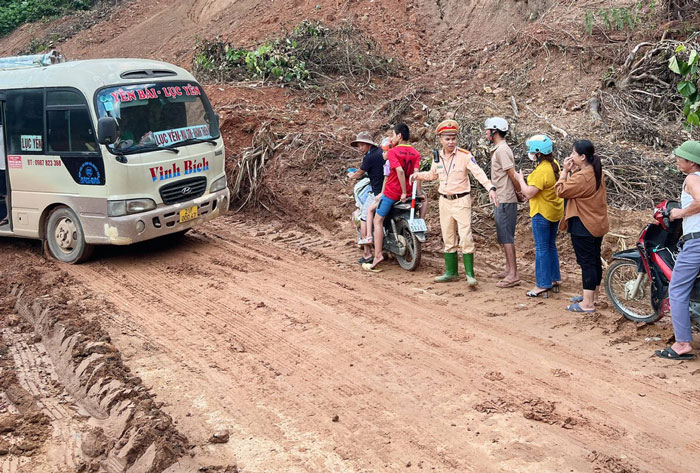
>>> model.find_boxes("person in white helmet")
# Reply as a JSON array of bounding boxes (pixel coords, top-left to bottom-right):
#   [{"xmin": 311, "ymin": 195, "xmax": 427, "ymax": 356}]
[{"xmin": 485, "ymin": 117, "xmax": 522, "ymax": 287}]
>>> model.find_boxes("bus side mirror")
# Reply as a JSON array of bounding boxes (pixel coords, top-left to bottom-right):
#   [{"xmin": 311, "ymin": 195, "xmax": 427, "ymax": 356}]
[{"xmin": 98, "ymin": 117, "xmax": 118, "ymax": 145}]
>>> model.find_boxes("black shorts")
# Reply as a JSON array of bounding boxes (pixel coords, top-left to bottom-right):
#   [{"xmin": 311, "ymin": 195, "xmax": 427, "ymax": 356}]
[{"xmin": 494, "ymin": 202, "xmax": 518, "ymax": 244}]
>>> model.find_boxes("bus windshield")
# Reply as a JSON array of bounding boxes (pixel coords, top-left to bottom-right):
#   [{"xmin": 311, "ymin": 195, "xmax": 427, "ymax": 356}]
[{"xmin": 95, "ymin": 82, "xmax": 220, "ymax": 153}]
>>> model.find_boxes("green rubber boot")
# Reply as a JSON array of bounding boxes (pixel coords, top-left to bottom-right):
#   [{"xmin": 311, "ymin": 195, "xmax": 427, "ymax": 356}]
[
  {"xmin": 463, "ymin": 253, "xmax": 478, "ymax": 287},
  {"xmin": 435, "ymin": 252, "xmax": 460, "ymax": 283}
]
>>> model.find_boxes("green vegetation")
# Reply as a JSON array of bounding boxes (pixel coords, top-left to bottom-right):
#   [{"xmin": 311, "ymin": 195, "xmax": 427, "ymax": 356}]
[
  {"xmin": 584, "ymin": 1, "xmax": 656, "ymax": 35},
  {"xmin": 0, "ymin": 0, "xmax": 97, "ymax": 37},
  {"xmin": 195, "ymin": 39, "xmax": 311, "ymax": 84},
  {"xmin": 194, "ymin": 20, "xmax": 395, "ymax": 85},
  {"xmin": 669, "ymin": 45, "xmax": 700, "ymax": 127}
]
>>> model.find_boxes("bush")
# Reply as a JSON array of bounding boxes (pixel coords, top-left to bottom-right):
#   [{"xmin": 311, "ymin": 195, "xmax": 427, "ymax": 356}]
[
  {"xmin": 0, "ymin": 0, "xmax": 97, "ymax": 37},
  {"xmin": 193, "ymin": 20, "xmax": 396, "ymax": 85}
]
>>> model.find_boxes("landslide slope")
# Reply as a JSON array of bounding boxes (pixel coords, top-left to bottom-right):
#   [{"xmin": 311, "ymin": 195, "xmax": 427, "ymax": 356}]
[{"xmin": 1, "ymin": 0, "xmax": 698, "ymax": 219}]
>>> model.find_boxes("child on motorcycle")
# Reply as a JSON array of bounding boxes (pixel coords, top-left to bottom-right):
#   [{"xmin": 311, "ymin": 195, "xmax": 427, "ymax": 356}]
[
  {"xmin": 365, "ymin": 123, "xmax": 421, "ymax": 271},
  {"xmin": 349, "ymin": 132, "xmax": 385, "ymax": 263},
  {"xmin": 656, "ymin": 140, "xmax": 700, "ymax": 361}
]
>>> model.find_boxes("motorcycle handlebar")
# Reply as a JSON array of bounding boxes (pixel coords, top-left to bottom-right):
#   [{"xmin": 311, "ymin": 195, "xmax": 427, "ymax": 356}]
[{"xmin": 661, "ymin": 207, "xmax": 671, "ymax": 230}]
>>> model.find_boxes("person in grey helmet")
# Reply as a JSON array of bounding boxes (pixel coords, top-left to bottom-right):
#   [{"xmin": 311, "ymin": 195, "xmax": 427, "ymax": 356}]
[
  {"xmin": 485, "ymin": 117, "xmax": 522, "ymax": 288},
  {"xmin": 656, "ymin": 140, "xmax": 700, "ymax": 361}
]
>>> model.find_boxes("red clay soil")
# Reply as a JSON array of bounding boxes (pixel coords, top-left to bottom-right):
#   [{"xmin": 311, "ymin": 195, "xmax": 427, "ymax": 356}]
[{"xmin": 1, "ymin": 1, "xmax": 700, "ymax": 472}]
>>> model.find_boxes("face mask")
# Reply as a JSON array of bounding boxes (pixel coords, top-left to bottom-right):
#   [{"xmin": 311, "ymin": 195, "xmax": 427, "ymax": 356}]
[{"xmin": 528, "ymin": 152, "xmax": 537, "ymax": 161}]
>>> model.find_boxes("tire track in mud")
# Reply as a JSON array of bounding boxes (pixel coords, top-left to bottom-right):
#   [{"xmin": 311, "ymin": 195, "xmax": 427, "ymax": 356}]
[
  {"xmin": 2, "ymin": 329, "xmax": 85, "ymax": 473},
  {"xmin": 72, "ymin": 229, "xmax": 680, "ymax": 468},
  {"xmin": 58, "ymin": 215, "xmax": 700, "ymax": 473},
  {"xmin": 205, "ymin": 218, "xmax": 700, "ymax": 472},
  {"xmin": 199, "ymin": 217, "xmax": 700, "ymax": 472},
  {"xmin": 66, "ymin": 233, "xmax": 511, "ymax": 470},
  {"xmin": 67, "ymin": 243, "xmax": 493, "ymax": 471}
]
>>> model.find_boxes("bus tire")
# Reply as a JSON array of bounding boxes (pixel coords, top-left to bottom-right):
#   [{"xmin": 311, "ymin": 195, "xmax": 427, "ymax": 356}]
[{"xmin": 45, "ymin": 206, "xmax": 93, "ymax": 264}]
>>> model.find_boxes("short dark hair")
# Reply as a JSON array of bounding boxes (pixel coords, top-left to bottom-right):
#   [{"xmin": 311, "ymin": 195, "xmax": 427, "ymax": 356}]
[
  {"xmin": 492, "ymin": 129, "xmax": 507, "ymax": 139},
  {"xmin": 394, "ymin": 123, "xmax": 410, "ymax": 141}
]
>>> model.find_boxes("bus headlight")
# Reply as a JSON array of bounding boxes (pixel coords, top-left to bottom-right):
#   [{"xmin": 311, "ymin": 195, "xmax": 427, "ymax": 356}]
[
  {"xmin": 108, "ymin": 198, "xmax": 157, "ymax": 217},
  {"xmin": 210, "ymin": 176, "xmax": 227, "ymax": 193}
]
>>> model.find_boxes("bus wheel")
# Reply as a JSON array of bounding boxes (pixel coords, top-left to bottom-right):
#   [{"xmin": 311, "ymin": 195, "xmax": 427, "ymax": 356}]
[{"xmin": 45, "ymin": 206, "xmax": 93, "ymax": 264}]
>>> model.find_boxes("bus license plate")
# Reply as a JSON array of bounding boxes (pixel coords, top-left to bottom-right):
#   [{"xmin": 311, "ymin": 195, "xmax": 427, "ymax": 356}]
[{"xmin": 179, "ymin": 206, "xmax": 198, "ymax": 223}]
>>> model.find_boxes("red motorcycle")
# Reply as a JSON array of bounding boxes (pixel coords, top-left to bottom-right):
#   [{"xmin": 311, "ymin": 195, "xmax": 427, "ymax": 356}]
[{"xmin": 605, "ymin": 200, "xmax": 700, "ymax": 329}]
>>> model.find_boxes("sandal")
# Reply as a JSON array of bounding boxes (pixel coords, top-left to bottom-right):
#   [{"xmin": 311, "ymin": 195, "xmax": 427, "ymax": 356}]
[
  {"xmin": 552, "ymin": 282, "xmax": 561, "ymax": 294},
  {"xmin": 496, "ymin": 279, "xmax": 521, "ymax": 288},
  {"xmin": 566, "ymin": 302, "xmax": 595, "ymax": 313},
  {"xmin": 358, "ymin": 236, "xmax": 373, "ymax": 245},
  {"xmin": 655, "ymin": 347, "xmax": 695, "ymax": 360},
  {"xmin": 357, "ymin": 256, "xmax": 373, "ymax": 264},
  {"xmin": 361, "ymin": 263, "xmax": 382, "ymax": 273},
  {"xmin": 526, "ymin": 288, "xmax": 549, "ymax": 298},
  {"xmin": 570, "ymin": 295, "xmax": 584, "ymax": 303}
]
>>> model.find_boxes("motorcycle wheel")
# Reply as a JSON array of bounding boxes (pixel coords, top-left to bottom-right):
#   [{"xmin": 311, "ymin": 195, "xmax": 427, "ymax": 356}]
[
  {"xmin": 395, "ymin": 219, "xmax": 421, "ymax": 271},
  {"xmin": 604, "ymin": 260, "xmax": 659, "ymax": 323}
]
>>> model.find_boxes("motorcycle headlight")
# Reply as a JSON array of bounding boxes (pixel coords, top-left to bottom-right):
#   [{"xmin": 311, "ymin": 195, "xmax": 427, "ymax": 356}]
[
  {"xmin": 108, "ymin": 198, "xmax": 157, "ymax": 217},
  {"xmin": 210, "ymin": 175, "xmax": 228, "ymax": 193}
]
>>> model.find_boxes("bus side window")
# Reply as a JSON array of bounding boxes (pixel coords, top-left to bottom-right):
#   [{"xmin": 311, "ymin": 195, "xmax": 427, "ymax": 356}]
[
  {"xmin": 46, "ymin": 90, "xmax": 97, "ymax": 153},
  {"xmin": 5, "ymin": 90, "xmax": 44, "ymax": 155}
]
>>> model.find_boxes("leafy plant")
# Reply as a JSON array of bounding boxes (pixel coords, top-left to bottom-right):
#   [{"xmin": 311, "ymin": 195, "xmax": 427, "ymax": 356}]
[
  {"xmin": 0, "ymin": 0, "xmax": 98, "ymax": 37},
  {"xmin": 584, "ymin": 1, "xmax": 656, "ymax": 35},
  {"xmin": 669, "ymin": 45, "xmax": 700, "ymax": 127},
  {"xmin": 194, "ymin": 39, "xmax": 310, "ymax": 84}
]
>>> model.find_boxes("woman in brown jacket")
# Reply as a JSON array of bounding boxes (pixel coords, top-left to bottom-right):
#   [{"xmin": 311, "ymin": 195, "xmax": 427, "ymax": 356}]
[{"xmin": 555, "ymin": 140, "xmax": 610, "ymax": 313}]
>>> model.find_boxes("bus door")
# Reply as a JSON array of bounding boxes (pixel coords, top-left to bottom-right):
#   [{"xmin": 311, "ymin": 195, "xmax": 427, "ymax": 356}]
[{"xmin": 0, "ymin": 93, "xmax": 9, "ymax": 228}]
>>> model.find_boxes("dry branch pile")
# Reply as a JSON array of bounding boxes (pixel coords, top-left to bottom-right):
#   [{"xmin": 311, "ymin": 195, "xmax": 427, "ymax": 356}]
[
  {"xmin": 450, "ymin": 114, "xmax": 683, "ymax": 210},
  {"xmin": 291, "ymin": 22, "xmax": 396, "ymax": 79},
  {"xmin": 228, "ymin": 124, "xmax": 356, "ymax": 211},
  {"xmin": 229, "ymin": 122, "xmax": 279, "ymax": 211},
  {"xmin": 601, "ymin": 33, "xmax": 700, "ymax": 146},
  {"xmin": 194, "ymin": 21, "xmax": 396, "ymax": 86}
]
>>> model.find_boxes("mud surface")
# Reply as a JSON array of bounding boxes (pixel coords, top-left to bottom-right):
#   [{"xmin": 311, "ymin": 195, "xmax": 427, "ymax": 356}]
[
  {"xmin": 2, "ymin": 214, "xmax": 699, "ymax": 472},
  {"xmin": 1, "ymin": 0, "xmax": 700, "ymax": 471},
  {"xmin": 1, "ymin": 255, "xmax": 191, "ymax": 473}
]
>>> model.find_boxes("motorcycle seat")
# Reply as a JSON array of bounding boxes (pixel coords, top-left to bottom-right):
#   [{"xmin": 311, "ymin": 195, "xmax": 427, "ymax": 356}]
[{"xmin": 392, "ymin": 197, "xmax": 424, "ymax": 210}]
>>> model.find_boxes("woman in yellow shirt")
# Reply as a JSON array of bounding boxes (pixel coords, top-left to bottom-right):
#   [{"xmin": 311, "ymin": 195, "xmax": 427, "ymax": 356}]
[{"xmin": 516, "ymin": 135, "xmax": 564, "ymax": 298}]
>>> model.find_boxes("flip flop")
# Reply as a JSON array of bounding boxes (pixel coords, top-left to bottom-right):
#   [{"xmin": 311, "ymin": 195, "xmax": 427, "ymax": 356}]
[
  {"xmin": 357, "ymin": 256, "xmax": 374, "ymax": 264},
  {"xmin": 570, "ymin": 295, "xmax": 584, "ymax": 303},
  {"xmin": 655, "ymin": 347, "xmax": 695, "ymax": 360},
  {"xmin": 496, "ymin": 279, "xmax": 521, "ymax": 288},
  {"xmin": 361, "ymin": 263, "xmax": 382, "ymax": 273},
  {"xmin": 566, "ymin": 302, "xmax": 595, "ymax": 313},
  {"xmin": 552, "ymin": 283, "xmax": 561, "ymax": 294}
]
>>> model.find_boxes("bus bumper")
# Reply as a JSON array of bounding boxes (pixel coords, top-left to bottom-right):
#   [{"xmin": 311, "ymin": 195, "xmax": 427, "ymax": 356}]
[{"xmin": 82, "ymin": 188, "xmax": 230, "ymax": 245}]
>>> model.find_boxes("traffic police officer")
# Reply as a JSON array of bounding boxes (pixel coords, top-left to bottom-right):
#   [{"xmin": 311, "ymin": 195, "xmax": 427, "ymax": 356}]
[{"xmin": 411, "ymin": 120, "xmax": 499, "ymax": 286}]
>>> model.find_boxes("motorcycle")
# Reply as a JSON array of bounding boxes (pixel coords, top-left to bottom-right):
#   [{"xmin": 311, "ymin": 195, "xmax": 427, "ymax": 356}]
[
  {"xmin": 605, "ymin": 200, "xmax": 700, "ymax": 330},
  {"xmin": 352, "ymin": 180, "xmax": 428, "ymax": 271}
]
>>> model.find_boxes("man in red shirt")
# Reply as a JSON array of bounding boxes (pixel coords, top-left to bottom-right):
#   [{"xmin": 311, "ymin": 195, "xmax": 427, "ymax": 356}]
[{"xmin": 367, "ymin": 123, "xmax": 421, "ymax": 270}]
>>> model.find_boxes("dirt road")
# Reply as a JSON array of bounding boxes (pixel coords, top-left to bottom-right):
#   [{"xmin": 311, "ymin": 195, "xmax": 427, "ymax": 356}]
[{"xmin": 2, "ymin": 215, "xmax": 699, "ymax": 472}]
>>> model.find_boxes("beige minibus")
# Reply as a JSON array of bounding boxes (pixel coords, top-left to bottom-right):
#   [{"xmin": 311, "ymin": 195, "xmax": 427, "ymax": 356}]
[{"xmin": 0, "ymin": 54, "xmax": 229, "ymax": 263}]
